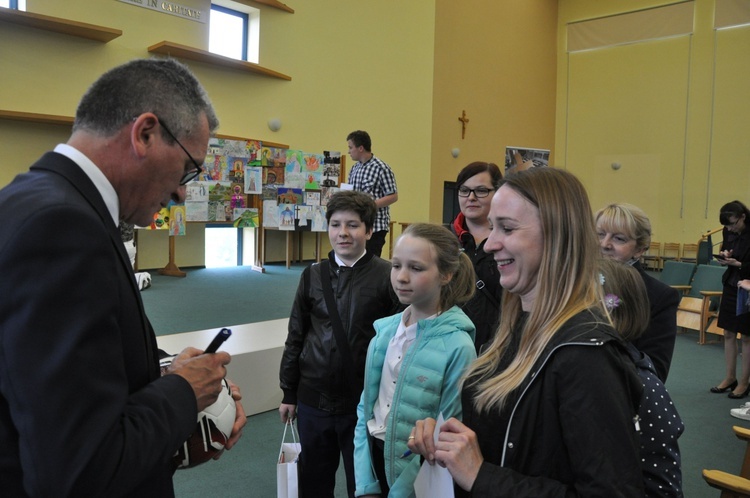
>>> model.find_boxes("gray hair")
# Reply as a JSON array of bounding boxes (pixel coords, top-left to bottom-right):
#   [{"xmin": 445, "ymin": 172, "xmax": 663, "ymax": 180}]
[{"xmin": 72, "ymin": 58, "xmax": 218, "ymax": 142}]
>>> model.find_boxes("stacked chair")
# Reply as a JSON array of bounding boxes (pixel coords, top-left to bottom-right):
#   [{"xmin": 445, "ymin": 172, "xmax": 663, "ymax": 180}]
[
  {"xmin": 675, "ymin": 263, "xmax": 726, "ymax": 344},
  {"xmin": 641, "ymin": 241, "xmax": 662, "ymax": 271},
  {"xmin": 703, "ymin": 426, "xmax": 750, "ymax": 497}
]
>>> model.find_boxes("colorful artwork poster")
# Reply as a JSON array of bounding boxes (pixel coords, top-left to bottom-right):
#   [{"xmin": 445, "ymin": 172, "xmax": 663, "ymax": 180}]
[
  {"xmin": 230, "ymin": 184, "xmax": 247, "ymax": 211},
  {"xmin": 186, "ymin": 182, "xmax": 210, "ymax": 202},
  {"xmin": 285, "ymin": 150, "xmax": 305, "ymax": 173},
  {"xmin": 278, "ymin": 204, "xmax": 296, "ymax": 230},
  {"xmin": 150, "ymin": 206, "xmax": 170, "ymax": 230},
  {"xmin": 311, "ymin": 205, "xmax": 328, "ymax": 232},
  {"xmin": 284, "ymin": 171, "xmax": 306, "ymax": 190},
  {"xmin": 261, "ymin": 146, "xmax": 287, "ymax": 167},
  {"xmin": 233, "ymin": 208, "xmax": 259, "ymax": 228},
  {"xmin": 321, "ymin": 187, "xmax": 340, "ymax": 206},
  {"xmin": 169, "ymin": 205, "xmax": 186, "ymax": 236},
  {"xmin": 284, "ymin": 171, "xmax": 306, "ymax": 189},
  {"xmin": 246, "ymin": 140, "xmax": 262, "ymax": 166},
  {"xmin": 208, "ymin": 200, "xmax": 231, "ymax": 222},
  {"xmin": 244, "ymin": 167, "xmax": 263, "ymax": 194},
  {"xmin": 200, "ymin": 154, "xmax": 228, "ymax": 181},
  {"xmin": 228, "ymin": 157, "xmax": 247, "ymax": 184},
  {"xmin": 262, "ymin": 185, "xmax": 278, "ymax": 201},
  {"xmin": 304, "ymin": 171, "xmax": 322, "ymax": 190},
  {"xmin": 277, "ymin": 188, "xmax": 303, "ymax": 205},
  {"xmin": 322, "ymin": 151, "xmax": 341, "ymax": 187},
  {"xmin": 503, "ymin": 146, "xmax": 550, "ymax": 173},
  {"xmin": 263, "ymin": 200, "xmax": 279, "ymax": 228},
  {"xmin": 209, "ymin": 138, "xmax": 250, "ymax": 158},
  {"xmin": 263, "ymin": 166, "xmax": 285, "ymax": 186},
  {"xmin": 305, "ymin": 191, "xmax": 321, "ymax": 206},
  {"xmin": 186, "ymin": 201, "xmax": 209, "ymax": 222},
  {"xmin": 297, "ymin": 206, "xmax": 311, "ymax": 227},
  {"xmin": 303, "ymin": 153, "xmax": 323, "ymax": 173},
  {"xmin": 208, "ymin": 182, "xmax": 233, "ymax": 202}
]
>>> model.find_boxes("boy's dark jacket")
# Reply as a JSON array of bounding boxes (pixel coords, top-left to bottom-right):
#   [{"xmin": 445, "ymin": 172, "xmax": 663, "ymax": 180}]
[{"xmin": 280, "ymin": 250, "xmax": 400, "ymax": 413}]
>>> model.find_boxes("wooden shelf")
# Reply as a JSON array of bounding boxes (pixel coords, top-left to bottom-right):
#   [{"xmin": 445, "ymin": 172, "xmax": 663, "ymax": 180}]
[
  {"xmin": 0, "ymin": 110, "xmax": 74, "ymax": 126},
  {"xmin": 148, "ymin": 41, "xmax": 291, "ymax": 81},
  {"xmin": 232, "ymin": 0, "xmax": 294, "ymax": 14},
  {"xmin": 0, "ymin": 7, "xmax": 121, "ymax": 42}
]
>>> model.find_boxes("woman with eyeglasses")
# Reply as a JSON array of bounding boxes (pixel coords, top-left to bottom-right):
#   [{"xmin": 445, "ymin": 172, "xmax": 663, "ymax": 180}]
[
  {"xmin": 450, "ymin": 162, "xmax": 504, "ymax": 353},
  {"xmin": 711, "ymin": 200, "xmax": 750, "ymax": 399}
]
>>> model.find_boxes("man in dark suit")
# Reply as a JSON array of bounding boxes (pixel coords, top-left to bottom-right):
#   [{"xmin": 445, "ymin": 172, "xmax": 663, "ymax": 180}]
[{"xmin": 0, "ymin": 58, "xmax": 245, "ymax": 497}]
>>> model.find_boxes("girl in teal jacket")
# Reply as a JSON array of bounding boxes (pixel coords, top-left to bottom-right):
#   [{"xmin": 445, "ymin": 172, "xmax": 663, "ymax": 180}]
[{"xmin": 354, "ymin": 224, "xmax": 478, "ymax": 498}]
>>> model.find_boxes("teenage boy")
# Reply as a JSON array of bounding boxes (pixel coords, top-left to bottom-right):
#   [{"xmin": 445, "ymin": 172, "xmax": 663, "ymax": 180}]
[
  {"xmin": 346, "ymin": 130, "xmax": 398, "ymax": 257},
  {"xmin": 279, "ymin": 190, "xmax": 400, "ymax": 498}
]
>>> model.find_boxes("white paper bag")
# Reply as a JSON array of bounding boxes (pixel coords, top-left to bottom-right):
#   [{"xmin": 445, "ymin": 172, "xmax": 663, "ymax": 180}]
[{"xmin": 277, "ymin": 420, "xmax": 301, "ymax": 498}]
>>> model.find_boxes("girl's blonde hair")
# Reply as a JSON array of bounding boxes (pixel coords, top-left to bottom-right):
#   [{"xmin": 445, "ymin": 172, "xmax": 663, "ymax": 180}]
[
  {"xmin": 598, "ymin": 258, "xmax": 650, "ymax": 342},
  {"xmin": 399, "ymin": 223, "xmax": 475, "ymax": 312},
  {"xmin": 466, "ymin": 167, "xmax": 606, "ymax": 413}
]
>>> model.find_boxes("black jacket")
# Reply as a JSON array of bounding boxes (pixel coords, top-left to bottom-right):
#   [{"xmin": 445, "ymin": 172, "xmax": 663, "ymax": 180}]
[
  {"xmin": 632, "ymin": 261, "xmax": 680, "ymax": 383},
  {"xmin": 459, "ymin": 309, "xmax": 644, "ymax": 497},
  {"xmin": 0, "ymin": 153, "xmax": 196, "ymax": 497},
  {"xmin": 279, "ymin": 251, "xmax": 400, "ymax": 413},
  {"xmin": 451, "ymin": 213, "xmax": 503, "ymax": 353}
]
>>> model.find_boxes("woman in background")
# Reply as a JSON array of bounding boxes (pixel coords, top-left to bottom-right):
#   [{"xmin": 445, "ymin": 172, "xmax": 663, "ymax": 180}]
[
  {"xmin": 450, "ymin": 162, "xmax": 503, "ymax": 353},
  {"xmin": 408, "ymin": 168, "xmax": 643, "ymax": 497},
  {"xmin": 595, "ymin": 203, "xmax": 679, "ymax": 383},
  {"xmin": 599, "ymin": 258, "xmax": 684, "ymax": 497},
  {"xmin": 711, "ymin": 201, "xmax": 750, "ymax": 398}
]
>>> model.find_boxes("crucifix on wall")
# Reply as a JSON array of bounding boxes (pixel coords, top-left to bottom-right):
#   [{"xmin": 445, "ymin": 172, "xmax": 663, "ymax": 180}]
[{"xmin": 458, "ymin": 110, "xmax": 469, "ymax": 139}]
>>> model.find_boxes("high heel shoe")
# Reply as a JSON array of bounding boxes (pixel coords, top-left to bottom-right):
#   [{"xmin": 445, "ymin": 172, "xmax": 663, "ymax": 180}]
[
  {"xmin": 710, "ymin": 380, "xmax": 738, "ymax": 393},
  {"xmin": 729, "ymin": 385, "xmax": 750, "ymax": 399}
]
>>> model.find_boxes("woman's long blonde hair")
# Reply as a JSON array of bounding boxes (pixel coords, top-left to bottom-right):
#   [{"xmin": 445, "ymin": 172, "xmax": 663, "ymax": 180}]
[{"xmin": 466, "ymin": 167, "xmax": 606, "ymax": 413}]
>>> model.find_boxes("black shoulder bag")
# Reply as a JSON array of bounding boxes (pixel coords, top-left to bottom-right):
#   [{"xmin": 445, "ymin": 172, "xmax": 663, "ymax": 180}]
[{"xmin": 319, "ymin": 259, "xmax": 358, "ymax": 396}]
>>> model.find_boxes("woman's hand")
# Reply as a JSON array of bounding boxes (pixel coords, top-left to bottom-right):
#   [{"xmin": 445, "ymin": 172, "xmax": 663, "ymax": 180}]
[{"xmin": 408, "ymin": 417, "xmax": 484, "ymax": 491}]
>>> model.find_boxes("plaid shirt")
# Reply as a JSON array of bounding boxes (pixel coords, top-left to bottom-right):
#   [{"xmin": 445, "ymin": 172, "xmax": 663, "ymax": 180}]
[{"xmin": 347, "ymin": 155, "xmax": 397, "ymax": 232}]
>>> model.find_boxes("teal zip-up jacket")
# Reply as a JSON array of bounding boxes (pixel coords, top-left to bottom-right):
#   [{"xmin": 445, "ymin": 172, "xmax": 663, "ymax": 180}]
[{"xmin": 353, "ymin": 306, "xmax": 477, "ymax": 497}]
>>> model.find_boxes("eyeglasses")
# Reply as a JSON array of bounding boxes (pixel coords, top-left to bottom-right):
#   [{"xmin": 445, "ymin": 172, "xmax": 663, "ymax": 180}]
[
  {"xmin": 458, "ymin": 186, "xmax": 495, "ymax": 198},
  {"xmin": 158, "ymin": 118, "xmax": 203, "ymax": 185}
]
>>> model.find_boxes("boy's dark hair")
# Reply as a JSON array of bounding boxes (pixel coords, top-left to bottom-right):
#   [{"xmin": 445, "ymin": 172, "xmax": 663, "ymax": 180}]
[
  {"xmin": 346, "ymin": 130, "xmax": 372, "ymax": 152},
  {"xmin": 325, "ymin": 191, "xmax": 377, "ymax": 231}
]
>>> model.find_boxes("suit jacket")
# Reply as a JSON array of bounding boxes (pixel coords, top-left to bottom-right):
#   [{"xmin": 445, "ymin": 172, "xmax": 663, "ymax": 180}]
[
  {"xmin": 0, "ymin": 152, "xmax": 197, "ymax": 497},
  {"xmin": 632, "ymin": 262, "xmax": 680, "ymax": 383}
]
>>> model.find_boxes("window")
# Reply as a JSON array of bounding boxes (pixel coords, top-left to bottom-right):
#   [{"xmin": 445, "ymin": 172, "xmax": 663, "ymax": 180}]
[
  {"xmin": 209, "ymin": 1, "xmax": 259, "ymax": 64},
  {"xmin": 0, "ymin": 0, "xmax": 27, "ymax": 10}
]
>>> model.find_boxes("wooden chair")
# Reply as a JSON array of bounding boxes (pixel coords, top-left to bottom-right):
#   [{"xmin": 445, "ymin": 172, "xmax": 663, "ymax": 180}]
[
  {"xmin": 681, "ymin": 242, "xmax": 699, "ymax": 263},
  {"xmin": 641, "ymin": 242, "xmax": 662, "ymax": 271},
  {"xmin": 660, "ymin": 242, "xmax": 681, "ymax": 269},
  {"xmin": 675, "ymin": 264, "xmax": 726, "ymax": 344},
  {"xmin": 703, "ymin": 426, "xmax": 750, "ymax": 497}
]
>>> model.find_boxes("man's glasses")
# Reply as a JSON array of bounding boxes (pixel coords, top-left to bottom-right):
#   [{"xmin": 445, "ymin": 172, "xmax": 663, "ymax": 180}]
[
  {"xmin": 458, "ymin": 186, "xmax": 495, "ymax": 198},
  {"xmin": 158, "ymin": 118, "xmax": 203, "ymax": 185}
]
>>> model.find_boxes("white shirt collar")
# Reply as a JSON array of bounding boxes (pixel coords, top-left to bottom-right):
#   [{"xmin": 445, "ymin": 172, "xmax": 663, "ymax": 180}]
[
  {"xmin": 334, "ymin": 250, "xmax": 367, "ymax": 268},
  {"xmin": 54, "ymin": 143, "xmax": 119, "ymax": 226}
]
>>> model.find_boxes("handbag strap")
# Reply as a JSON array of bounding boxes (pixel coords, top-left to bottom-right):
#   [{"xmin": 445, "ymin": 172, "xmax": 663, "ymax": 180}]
[
  {"xmin": 476, "ymin": 279, "xmax": 501, "ymax": 309},
  {"xmin": 320, "ymin": 259, "xmax": 358, "ymax": 396}
]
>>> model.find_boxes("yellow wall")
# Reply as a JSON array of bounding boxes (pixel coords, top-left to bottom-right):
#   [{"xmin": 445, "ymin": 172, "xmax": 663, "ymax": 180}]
[
  {"xmin": 556, "ymin": 0, "xmax": 750, "ymax": 244},
  {"xmin": 429, "ymin": 0, "xmax": 558, "ymax": 223},
  {"xmin": 0, "ymin": 0, "xmax": 437, "ymax": 268}
]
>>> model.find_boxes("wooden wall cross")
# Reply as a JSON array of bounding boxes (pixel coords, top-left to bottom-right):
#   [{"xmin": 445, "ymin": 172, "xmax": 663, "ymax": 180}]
[{"xmin": 458, "ymin": 110, "xmax": 469, "ymax": 139}]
